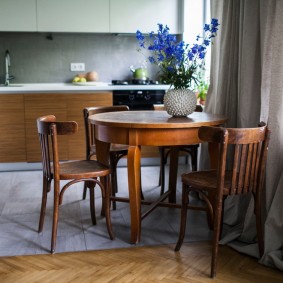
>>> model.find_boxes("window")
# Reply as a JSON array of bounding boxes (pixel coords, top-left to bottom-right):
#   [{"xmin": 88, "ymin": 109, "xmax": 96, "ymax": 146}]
[{"xmin": 183, "ymin": 0, "xmax": 211, "ymax": 82}]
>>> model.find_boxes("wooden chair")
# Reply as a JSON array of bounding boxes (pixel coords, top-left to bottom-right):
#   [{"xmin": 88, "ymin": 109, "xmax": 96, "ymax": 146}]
[
  {"xmin": 155, "ymin": 104, "xmax": 203, "ymax": 195},
  {"xmin": 82, "ymin": 106, "xmax": 129, "ymax": 210},
  {"xmin": 175, "ymin": 123, "xmax": 270, "ymax": 278},
  {"xmin": 37, "ymin": 115, "xmax": 114, "ymax": 254}
]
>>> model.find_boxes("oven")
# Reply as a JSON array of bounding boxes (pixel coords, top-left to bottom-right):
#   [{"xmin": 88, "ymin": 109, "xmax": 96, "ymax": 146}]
[
  {"xmin": 112, "ymin": 80, "xmax": 165, "ymax": 110},
  {"xmin": 113, "ymin": 89, "xmax": 165, "ymax": 110}
]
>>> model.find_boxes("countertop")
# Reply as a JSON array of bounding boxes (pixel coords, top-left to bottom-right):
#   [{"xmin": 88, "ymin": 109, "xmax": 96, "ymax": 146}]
[{"xmin": 0, "ymin": 83, "xmax": 171, "ymax": 93}]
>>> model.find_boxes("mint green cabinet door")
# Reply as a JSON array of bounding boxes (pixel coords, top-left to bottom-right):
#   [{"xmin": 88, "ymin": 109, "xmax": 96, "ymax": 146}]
[
  {"xmin": 110, "ymin": 0, "xmax": 182, "ymax": 34},
  {"xmin": 0, "ymin": 0, "xmax": 36, "ymax": 31},
  {"xmin": 37, "ymin": 0, "xmax": 110, "ymax": 33}
]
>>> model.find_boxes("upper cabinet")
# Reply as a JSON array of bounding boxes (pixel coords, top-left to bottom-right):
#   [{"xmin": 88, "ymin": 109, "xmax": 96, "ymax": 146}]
[
  {"xmin": 0, "ymin": 0, "xmax": 37, "ymax": 32},
  {"xmin": 0, "ymin": 0, "xmax": 183, "ymax": 34},
  {"xmin": 110, "ymin": 0, "xmax": 183, "ymax": 34},
  {"xmin": 37, "ymin": 0, "xmax": 110, "ymax": 33}
]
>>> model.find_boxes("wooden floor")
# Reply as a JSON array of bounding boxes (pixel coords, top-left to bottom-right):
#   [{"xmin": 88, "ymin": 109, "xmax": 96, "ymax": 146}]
[{"xmin": 0, "ymin": 242, "xmax": 282, "ymax": 283}]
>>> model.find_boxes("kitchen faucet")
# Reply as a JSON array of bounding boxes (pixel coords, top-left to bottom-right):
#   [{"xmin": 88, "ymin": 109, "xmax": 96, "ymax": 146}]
[{"xmin": 5, "ymin": 50, "xmax": 14, "ymax": 86}]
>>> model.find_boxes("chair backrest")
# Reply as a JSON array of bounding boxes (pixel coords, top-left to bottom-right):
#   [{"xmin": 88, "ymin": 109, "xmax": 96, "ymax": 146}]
[
  {"xmin": 198, "ymin": 123, "xmax": 270, "ymax": 196},
  {"xmin": 83, "ymin": 105, "xmax": 129, "ymax": 158},
  {"xmin": 37, "ymin": 115, "xmax": 78, "ymax": 179}
]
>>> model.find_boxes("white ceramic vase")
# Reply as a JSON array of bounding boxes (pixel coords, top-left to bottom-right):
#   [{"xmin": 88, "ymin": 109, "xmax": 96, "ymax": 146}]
[{"xmin": 164, "ymin": 89, "xmax": 197, "ymax": 117}]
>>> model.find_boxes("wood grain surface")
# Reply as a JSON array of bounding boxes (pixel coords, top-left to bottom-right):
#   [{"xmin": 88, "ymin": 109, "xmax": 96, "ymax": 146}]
[{"xmin": 0, "ymin": 242, "xmax": 281, "ymax": 283}]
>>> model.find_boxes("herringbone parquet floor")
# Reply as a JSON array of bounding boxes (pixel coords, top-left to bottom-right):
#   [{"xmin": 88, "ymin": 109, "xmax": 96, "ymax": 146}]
[
  {"xmin": 0, "ymin": 165, "xmax": 282, "ymax": 282},
  {"xmin": 0, "ymin": 242, "xmax": 282, "ymax": 283}
]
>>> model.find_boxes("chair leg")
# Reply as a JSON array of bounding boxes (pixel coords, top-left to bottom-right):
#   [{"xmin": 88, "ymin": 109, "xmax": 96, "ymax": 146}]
[
  {"xmin": 175, "ymin": 183, "xmax": 189, "ymax": 251},
  {"xmin": 210, "ymin": 198, "xmax": 223, "ymax": 278},
  {"xmin": 38, "ymin": 176, "xmax": 51, "ymax": 233},
  {"xmin": 51, "ymin": 182, "xmax": 60, "ymax": 254},
  {"xmin": 140, "ymin": 174, "xmax": 144, "ymax": 200},
  {"xmin": 191, "ymin": 146, "xmax": 198, "ymax": 171},
  {"xmin": 158, "ymin": 147, "xmax": 166, "ymax": 195},
  {"xmin": 102, "ymin": 176, "xmax": 114, "ymax": 240},
  {"xmin": 89, "ymin": 183, "xmax": 96, "ymax": 225},
  {"xmin": 83, "ymin": 157, "xmax": 91, "ymax": 200},
  {"xmin": 158, "ymin": 147, "xmax": 164, "ymax": 186},
  {"xmin": 207, "ymin": 191, "xmax": 216, "ymax": 230},
  {"xmin": 110, "ymin": 153, "xmax": 118, "ymax": 210},
  {"xmin": 254, "ymin": 192, "xmax": 264, "ymax": 256},
  {"xmin": 82, "ymin": 182, "xmax": 88, "ymax": 200}
]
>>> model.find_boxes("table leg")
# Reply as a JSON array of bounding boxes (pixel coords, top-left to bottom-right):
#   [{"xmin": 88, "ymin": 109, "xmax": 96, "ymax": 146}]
[
  {"xmin": 127, "ymin": 145, "xmax": 142, "ymax": 244},
  {"xmin": 168, "ymin": 146, "xmax": 180, "ymax": 203}
]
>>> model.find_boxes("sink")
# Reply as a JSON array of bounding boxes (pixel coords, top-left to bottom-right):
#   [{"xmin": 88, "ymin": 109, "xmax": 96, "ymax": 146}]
[{"xmin": 0, "ymin": 84, "xmax": 23, "ymax": 87}]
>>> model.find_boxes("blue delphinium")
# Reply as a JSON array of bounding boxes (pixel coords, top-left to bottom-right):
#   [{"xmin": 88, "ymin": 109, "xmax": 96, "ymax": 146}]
[{"xmin": 136, "ymin": 19, "xmax": 220, "ymax": 89}]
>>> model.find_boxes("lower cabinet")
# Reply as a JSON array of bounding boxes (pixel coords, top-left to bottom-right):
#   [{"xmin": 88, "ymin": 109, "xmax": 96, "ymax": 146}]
[
  {"xmin": 0, "ymin": 94, "xmax": 26, "ymax": 162},
  {"xmin": 25, "ymin": 93, "xmax": 68, "ymax": 162},
  {"xmin": 0, "ymin": 91, "xmax": 158, "ymax": 163},
  {"xmin": 24, "ymin": 92, "xmax": 112, "ymax": 162},
  {"xmin": 25, "ymin": 92, "xmax": 113, "ymax": 162}
]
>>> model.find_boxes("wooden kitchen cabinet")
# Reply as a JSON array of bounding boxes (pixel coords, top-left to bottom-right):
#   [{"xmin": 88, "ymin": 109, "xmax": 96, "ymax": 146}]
[
  {"xmin": 37, "ymin": 0, "xmax": 110, "ymax": 33},
  {"xmin": 66, "ymin": 92, "xmax": 112, "ymax": 160},
  {"xmin": 25, "ymin": 94, "xmax": 68, "ymax": 162},
  {"xmin": 0, "ymin": 94, "xmax": 26, "ymax": 162},
  {"xmin": 0, "ymin": 0, "xmax": 37, "ymax": 32},
  {"xmin": 0, "ymin": 91, "xmax": 157, "ymax": 163},
  {"xmin": 110, "ymin": 0, "xmax": 183, "ymax": 34},
  {"xmin": 24, "ymin": 92, "xmax": 112, "ymax": 162}
]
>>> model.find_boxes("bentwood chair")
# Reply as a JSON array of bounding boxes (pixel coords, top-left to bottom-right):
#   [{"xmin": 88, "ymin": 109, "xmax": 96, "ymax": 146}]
[
  {"xmin": 82, "ymin": 106, "xmax": 129, "ymax": 210},
  {"xmin": 175, "ymin": 123, "xmax": 270, "ymax": 278},
  {"xmin": 37, "ymin": 115, "xmax": 114, "ymax": 253},
  {"xmin": 155, "ymin": 104, "xmax": 203, "ymax": 195}
]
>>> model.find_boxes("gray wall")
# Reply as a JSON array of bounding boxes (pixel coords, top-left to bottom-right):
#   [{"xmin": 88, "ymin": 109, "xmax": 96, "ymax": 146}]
[{"xmin": 0, "ymin": 32, "xmax": 159, "ymax": 84}]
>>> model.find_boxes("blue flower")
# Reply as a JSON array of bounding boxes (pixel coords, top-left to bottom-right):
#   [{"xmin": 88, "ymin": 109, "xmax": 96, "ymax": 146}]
[
  {"xmin": 199, "ymin": 52, "xmax": 205, "ymax": 59},
  {"xmin": 188, "ymin": 52, "xmax": 194, "ymax": 61},
  {"xmin": 204, "ymin": 24, "xmax": 210, "ymax": 32},
  {"xmin": 148, "ymin": 56, "xmax": 155, "ymax": 63},
  {"xmin": 157, "ymin": 53, "xmax": 165, "ymax": 62},
  {"xmin": 211, "ymin": 18, "xmax": 219, "ymax": 26},
  {"xmin": 136, "ymin": 19, "xmax": 220, "ymax": 89},
  {"xmin": 203, "ymin": 39, "xmax": 210, "ymax": 46}
]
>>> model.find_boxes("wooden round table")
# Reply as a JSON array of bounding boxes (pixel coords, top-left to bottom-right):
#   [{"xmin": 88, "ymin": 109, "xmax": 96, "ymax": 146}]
[{"xmin": 89, "ymin": 110, "xmax": 227, "ymax": 244}]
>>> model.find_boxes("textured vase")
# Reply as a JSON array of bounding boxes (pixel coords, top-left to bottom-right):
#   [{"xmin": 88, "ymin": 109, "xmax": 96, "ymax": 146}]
[{"xmin": 164, "ymin": 89, "xmax": 197, "ymax": 117}]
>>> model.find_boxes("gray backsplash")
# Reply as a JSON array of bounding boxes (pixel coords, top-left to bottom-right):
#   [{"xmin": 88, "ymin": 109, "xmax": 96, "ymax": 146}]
[{"xmin": 0, "ymin": 32, "xmax": 160, "ymax": 84}]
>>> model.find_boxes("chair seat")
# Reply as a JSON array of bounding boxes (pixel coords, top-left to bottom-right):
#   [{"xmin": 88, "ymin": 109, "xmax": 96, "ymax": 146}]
[
  {"xmin": 181, "ymin": 170, "xmax": 232, "ymax": 195},
  {"xmin": 58, "ymin": 160, "xmax": 110, "ymax": 180}
]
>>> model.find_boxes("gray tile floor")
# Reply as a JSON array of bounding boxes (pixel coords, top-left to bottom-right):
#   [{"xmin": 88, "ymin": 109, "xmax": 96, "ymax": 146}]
[{"xmin": 0, "ymin": 164, "xmax": 212, "ymax": 257}]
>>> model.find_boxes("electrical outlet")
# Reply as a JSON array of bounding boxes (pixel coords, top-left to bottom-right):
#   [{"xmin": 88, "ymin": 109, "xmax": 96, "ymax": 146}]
[{"xmin": 70, "ymin": 63, "xmax": 85, "ymax": 72}]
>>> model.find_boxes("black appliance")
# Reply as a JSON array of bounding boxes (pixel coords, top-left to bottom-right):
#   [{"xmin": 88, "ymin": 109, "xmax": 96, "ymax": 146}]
[
  {"xmin": 112, "ymin": 79, "xmax": 159, "ymax": 85},
  {"xmin": 112, "ymin": 80, "xmax": 165, "ymax": 110}
]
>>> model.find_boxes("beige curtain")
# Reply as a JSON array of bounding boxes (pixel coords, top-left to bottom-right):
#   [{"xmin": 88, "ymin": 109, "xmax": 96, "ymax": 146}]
[{"xmin": 206, "ymin": 0, "xmax": 283, "ymax": 271}]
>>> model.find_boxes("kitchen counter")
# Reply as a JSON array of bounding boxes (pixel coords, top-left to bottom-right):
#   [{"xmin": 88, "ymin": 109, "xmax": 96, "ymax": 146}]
[
  {"xmin": 0, "ymin": 82, "xmax": 169, "ymax": 167},
  {"xmin": 0, "ymin": 83, "xmax": 171, "ymax": 93}
]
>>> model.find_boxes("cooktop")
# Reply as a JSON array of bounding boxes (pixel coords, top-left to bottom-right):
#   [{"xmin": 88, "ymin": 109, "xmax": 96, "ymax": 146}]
[{"xmin": 112, "ymin": 79, "xmax": 159, "ymax": 85}]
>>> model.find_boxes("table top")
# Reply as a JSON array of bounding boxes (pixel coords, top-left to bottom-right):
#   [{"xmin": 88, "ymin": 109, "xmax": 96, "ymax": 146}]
[{"xmin": 89, "ymin": 110, "xmax": 227, "ymax": 129}]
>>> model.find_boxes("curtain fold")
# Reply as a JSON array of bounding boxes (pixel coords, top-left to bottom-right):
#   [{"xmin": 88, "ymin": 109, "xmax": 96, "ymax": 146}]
[{"xmin": 207, "ymin": 0, "xmax": 283, "ymax": 271}]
